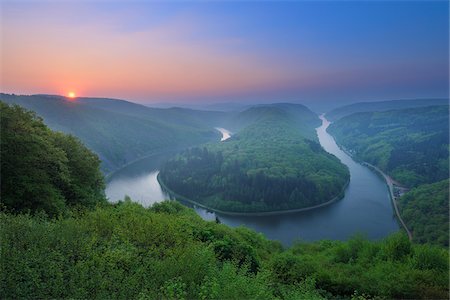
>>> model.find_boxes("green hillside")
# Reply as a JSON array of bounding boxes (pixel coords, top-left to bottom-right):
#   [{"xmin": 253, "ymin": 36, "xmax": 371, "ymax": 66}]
[
  {"xmin": 0, "ymin": 94, "xmax": 223, "ymax": 173},
  {"xmin": 328, "ymin": 105, "xmax": 449, "ymax": 246},
  {"xmin": 224, "ymin": 103, "xmax": 321, "ymax": 141},
  {"xmin": 326, "ymin": 99, "xmax": 448, "ymax": 122},
  {"xmin": 77, "ymin": 97, "xmax": 230, "ymax": 129},
  {"xmin": 1, "ymin": 103, "xmax": 448, "ymax": 299},
  {"xmin": 327, "ymin": 105, "xmax": 449, "ymax": 187},
  {"xmin": 398, "ymin": 180, "xmax": 449, "ymax": 247},
  {"xmin": 0, "ymin": 102, "xmax": 106, "ymax": 216},
  {"xmin": 159, "ymin": 105, "xmax": 349, "ymax": 213}
]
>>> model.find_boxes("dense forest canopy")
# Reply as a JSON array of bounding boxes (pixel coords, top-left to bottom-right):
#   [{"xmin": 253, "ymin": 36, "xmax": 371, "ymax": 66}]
[
  {"xmin": 0, "ymin": 94, "xmax": 225, "ymax": 172},
  {"xmin": 160, "ymin": 105, "xmax": 349, "ymax": 213},
  {"xmin": 398, "ymin": 180, "xmax": 449, "ymax": 247},
  {"xmin": 0, "ymin": 102, "xmax": 105, "ymax": 216},
  {"xmin": 325, "ymin": 98, "xmax": 448, "ymax": 122},
  {"xmin": 328, "ymin": 105, "xmax": 449, "ymax": 188}
]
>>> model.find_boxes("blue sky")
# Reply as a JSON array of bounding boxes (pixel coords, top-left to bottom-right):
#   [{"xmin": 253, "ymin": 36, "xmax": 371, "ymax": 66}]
[{"xmin": 1, "ymin": 0, "xmax": 448, "ymax": 103}]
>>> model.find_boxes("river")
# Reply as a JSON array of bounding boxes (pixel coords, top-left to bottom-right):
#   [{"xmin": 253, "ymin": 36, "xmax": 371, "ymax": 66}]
[{"xmin": 106, "ymin": 117, "xmax": 399, "ymax": 246}]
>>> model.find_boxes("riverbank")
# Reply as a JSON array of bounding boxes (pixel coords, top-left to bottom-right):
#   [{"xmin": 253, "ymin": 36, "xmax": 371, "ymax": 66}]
[
  {"xmin": 328, "ymin": 138, "xmax": 413, "ymax": 241},
  {"xmin": 104, "ymin": 148, "xmax": 181, "ymax": 181},
  {"xmin": 361, "ymin": 162, "xmax": 413, "ymax": 241},
  {"xmin": 157, "ymin": 173, "xmax": 350, "ymax": 216}
]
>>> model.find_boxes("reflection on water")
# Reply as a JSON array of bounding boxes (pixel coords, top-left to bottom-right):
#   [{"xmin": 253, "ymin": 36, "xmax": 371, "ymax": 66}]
[
  {"xmin": 216, "ymin": 127, "xmax": 232, "ymax": 141},
  {"xmin": 105, "ymin": 153, "xmax": 171, "ymax": 207},
  {"xmin": 106, "ymin": 171, "xmax": 167, "ymax": 207},
  {"xmin": 106, "ymin": 120, "xmax": 399, "ymax": 246},
  {"xmin": 209, "ymin": 116, "xmax": 399, "ymax": 245}
]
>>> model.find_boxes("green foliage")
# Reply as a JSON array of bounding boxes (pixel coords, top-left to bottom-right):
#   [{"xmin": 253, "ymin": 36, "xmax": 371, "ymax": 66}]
[
  {"xmin": 381, "ymin": 232, "xmax": 412, "ymax": 262},
  {"xmin": 0, "ymin": 102, "xmax": 106, "ymax": 216},
  {"xmin": 328, "ymin": 106, "xmax": 449, "ymax": 247},
  {"xmin": 398, "ymin": 179, "xmax": 449, "ymax": 246},
  {"xmin": 0, "ymin": 94, "xmax": 223, "ymax": 173},
  {"xmin": 328, "ymin": 105, "xmax": 449, "ymax": 188},
  {"xmin": 2, "ymin": 202, "xmax": 448, "ymax": 299},
  {"xmin": 160, "ymin": 106, "xmax": 349, "ymax": 212}
]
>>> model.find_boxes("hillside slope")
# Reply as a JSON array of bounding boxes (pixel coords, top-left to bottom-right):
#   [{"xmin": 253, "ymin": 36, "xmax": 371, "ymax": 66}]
[
  {"xmin": 0, "ymin": 102, "xmax": 106, "ymax": 216},
  {"xmin": 326, "ymin": 98, "xmax": 448, "ymax": 121},
  {"xmin": 0, "ymin": 94, "xmax": 222, "ymax": 172},
  {"xmin": 398, "ymin": 179, "xmax": 449, "ymax": 246},
  {"xmin": 328, "ymin": 105, "xmax": 449, "ymax": 187},
  {"xmin": 328, "ymin": 105, "xmax": 449, "ymax": 246}
]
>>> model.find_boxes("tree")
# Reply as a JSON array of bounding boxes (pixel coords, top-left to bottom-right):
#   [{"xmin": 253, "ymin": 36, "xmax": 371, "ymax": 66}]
[{"xmin": 0, "ymin": 102, "xmax": 105, "ymax": 216}]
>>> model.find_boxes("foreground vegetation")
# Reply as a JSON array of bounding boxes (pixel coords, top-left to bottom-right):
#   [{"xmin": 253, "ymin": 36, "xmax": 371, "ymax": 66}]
[
  {"xmin": 1, "ymin": 200, "xmax": 449, "ymax": 300},
  {"xmin": 160, "ymin": 105, "xmax": 349, "ymax": 213},
  {"xmin": 0, "ymin": 102, "xmax": 106, "ymax": 217}
]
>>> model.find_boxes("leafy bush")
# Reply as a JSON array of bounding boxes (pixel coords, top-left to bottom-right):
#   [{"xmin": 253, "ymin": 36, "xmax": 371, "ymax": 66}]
[
  {"xmin": 0, "ymin": 102, "xmax": 105, "ymax": 216},
  {"xmin": 1, "ymin": 202, "xmax": 448, "ymax": 299}
]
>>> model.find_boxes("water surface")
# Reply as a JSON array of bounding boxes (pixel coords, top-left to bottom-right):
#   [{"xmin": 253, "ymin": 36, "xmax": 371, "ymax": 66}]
[
  {"xmin": 106, "ymin": 117, "xmax": 399, "ymax": 246},
  {"xmin": 215, "ymin": 127, "xmax": 232, "ymax": 141}
]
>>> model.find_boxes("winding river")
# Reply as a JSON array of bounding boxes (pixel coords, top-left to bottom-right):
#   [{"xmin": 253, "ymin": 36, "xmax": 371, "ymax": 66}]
[{"xmin": 106, "ymin": 117, "xmax": 399, "ymax": 246}]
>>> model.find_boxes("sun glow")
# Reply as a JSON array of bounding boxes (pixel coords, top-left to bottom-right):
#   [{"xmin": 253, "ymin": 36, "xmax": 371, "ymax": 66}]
[{"xmin": 67, "ymin": 92, "xmax": 76, "ymax": 98}]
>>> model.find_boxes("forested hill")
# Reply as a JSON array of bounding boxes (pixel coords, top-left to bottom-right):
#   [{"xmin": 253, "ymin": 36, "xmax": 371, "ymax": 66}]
[
  {"xmin": 326, "ymin": 98, "xmax": 448, "ymax": 121},
  {"xmin": 327, "ymin": 105, "xmax": 449, "ymax": 246},
  {"xmin": 0, "ymin": 94, "xmax": 226, "ymax": 173},
  {"xmin": 76, "ymin": 96, "xmax": 230, "ymax": 129},
  {"xmin": 327, "ymin": 105, "xmax": 449, "ymax": 187},
  {"xmin": 0, "ymin": 102, "xmax": 106, "ymax": 216},
  {"xmin": 160, "ymin": 105, "xmax": 349, "ymax": 213},
  {"xmin": 224, "ymin": 103, "xmax": 321, "ymax": 141}
]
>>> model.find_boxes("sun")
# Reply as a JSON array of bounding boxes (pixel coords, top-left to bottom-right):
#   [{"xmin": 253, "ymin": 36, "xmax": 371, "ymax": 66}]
[{"xmin": 67, "ymin": 92, "xmax": 76, "ymax": 98}]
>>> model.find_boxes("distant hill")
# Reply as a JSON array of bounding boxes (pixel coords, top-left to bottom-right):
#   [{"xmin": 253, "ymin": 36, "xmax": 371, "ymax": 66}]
[
  {"xmin": 147, "ymin": 101, "xmax": 252, "ymax": 112},
  {"xmin": 224, "ymin": 103, "xmax": 321, "ymax": 141},
  {"xmin": 326, "ymin": 99, "xmax": 448, "ymax": 121},
  {"xmin": 77, "ymin": 97, "xmax": 229, "ymax": 128},
  {"xmin": 0, "ymin": 94, "xmax": 225, "ymax": 173}
]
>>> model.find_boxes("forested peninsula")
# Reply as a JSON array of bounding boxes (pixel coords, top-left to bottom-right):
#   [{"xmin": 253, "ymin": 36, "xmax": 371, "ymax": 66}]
[{"xmin": 159, "ymin": 105, "xmax": 350, "ymax": 213}]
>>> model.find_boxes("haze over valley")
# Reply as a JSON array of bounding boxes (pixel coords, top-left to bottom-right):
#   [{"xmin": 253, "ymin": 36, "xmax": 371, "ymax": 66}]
[{"xmin": 1, "ymin": 1, "xmax": 448, "ymax": 299}]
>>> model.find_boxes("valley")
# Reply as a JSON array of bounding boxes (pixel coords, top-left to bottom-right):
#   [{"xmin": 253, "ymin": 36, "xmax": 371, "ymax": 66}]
[
  {"xmin": 2, "ymin": 2, "xmax": 448, "ymax": 298},
  {"xmin": 105, "ymin": 113, "xmax": 398, "ymax": 246}
]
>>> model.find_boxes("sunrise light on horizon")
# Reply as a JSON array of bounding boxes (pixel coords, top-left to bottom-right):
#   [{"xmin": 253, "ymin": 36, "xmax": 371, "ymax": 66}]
[{"xmin": 1, "ymin": 1, "xmax": 448, "ymax": 104}]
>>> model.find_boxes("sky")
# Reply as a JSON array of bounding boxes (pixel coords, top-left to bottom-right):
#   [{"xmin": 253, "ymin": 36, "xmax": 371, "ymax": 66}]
[{"xmin": 1, "ymin": 0, "xmax": 448, "ymax": 104}]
